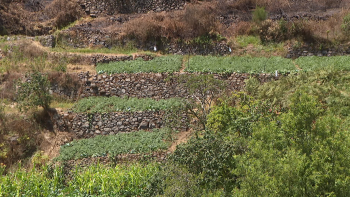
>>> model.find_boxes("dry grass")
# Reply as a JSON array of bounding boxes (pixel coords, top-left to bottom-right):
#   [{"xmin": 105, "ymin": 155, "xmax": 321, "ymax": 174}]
[
  {"xmin": 304, "ymin": 9, "xmax": 350, "ymax": 41},
  {"xmin": 123, "ymin": 3, "xmax": 219, "ymax": 42},
  {"xmin": 0, "ymin": 72, "xmax": 22, "ymax": 100}
]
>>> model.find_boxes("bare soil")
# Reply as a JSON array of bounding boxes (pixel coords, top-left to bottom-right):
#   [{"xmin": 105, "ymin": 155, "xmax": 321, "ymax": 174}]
[{"xmin": 169, "ymin": 130, "xmax": 192, "ymax": 152}]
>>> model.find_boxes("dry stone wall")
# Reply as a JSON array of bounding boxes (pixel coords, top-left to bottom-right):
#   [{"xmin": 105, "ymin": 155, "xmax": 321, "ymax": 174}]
[
  {"xmin": 78, "ymin": 0, "xmax": 185, "ymax": 16},
  {"xmin": 286, "ymin": 46, "xmax": 350, "ymax": 58},
  {"xmin": 79, "ymin": 72, "xmax": 278, "ymax": 99},
  {"xmin": 56, "ymin": 111, "xmax": 188, "ymax": 138},
  {"xmin": 49, "ymin": 72, "xmax": 278, "ymax": 100}
]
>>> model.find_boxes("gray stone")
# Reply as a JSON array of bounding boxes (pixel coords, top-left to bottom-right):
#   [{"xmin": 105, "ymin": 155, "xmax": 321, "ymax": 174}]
[{"xmin": 139, "ymin": 121, "xmax": 149, "ymax": 130}]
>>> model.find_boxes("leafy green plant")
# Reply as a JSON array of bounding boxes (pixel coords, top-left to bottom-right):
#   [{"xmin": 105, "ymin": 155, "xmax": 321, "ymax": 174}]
[
  {"xmin": 96, "ymin": 55, "xmax": 183, "ymax": 74},
  {"xmin": 72, "ymin": 97, "xmax": 184, "ymax": 113},
  {"xmin": 56, "ymin": 128, "xmax": 172, "ymax": 161}
]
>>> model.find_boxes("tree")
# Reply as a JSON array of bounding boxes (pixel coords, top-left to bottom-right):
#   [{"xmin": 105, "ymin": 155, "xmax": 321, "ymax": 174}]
[
  {"xmin": 235, "ymin": 91, "xmax": 350, "ymax": 196},
  {"xmin": 175, "ymin": 74, "xmax": 225, "ymax": 130},
  {"xmin": 16, "ymin": 71, "xmax": 52, "ymax": 112}
]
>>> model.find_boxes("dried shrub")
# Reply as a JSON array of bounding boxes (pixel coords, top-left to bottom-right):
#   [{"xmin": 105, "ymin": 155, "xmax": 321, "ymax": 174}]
[
  {"xmin": 257, "ymin": 19, "xmax": 319, "ymax": 43},
  {"xmin": 124, "ymin": 14, "xmax": 162, "ymax": 42},
  {"xmin": 0, "ymin": 115, "xmax": 42, "ymax": 167},
  {"xmin": 0, "ymin": 72, "xmax": 21, "ymax": 100},
  {"xmin": 47, "ymin": 72, "xmax": 82, "ymax": 92},
  {"xmin": 124, "ymin": 4, "xmax": 219, "ymax": 43},
  {"xmin": 182, "ymin": 4, "xmax": 218, "ymax": 38},
  {"xmin": 234, "ymin": 21, "xmax": 252, "ymax": 35},
  {"xmin": 44, "ymin": 0, "xmax": 82, "ymax": 29}
]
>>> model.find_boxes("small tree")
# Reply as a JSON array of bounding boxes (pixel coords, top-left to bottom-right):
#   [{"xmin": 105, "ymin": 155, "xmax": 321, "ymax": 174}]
[
  {"xmin": 176, "ymin": 74, "xmax": 225, "ymax": 130},
  {"xmin": 16, "ymin": 72, "xmax": 52, "ymax": 112}
]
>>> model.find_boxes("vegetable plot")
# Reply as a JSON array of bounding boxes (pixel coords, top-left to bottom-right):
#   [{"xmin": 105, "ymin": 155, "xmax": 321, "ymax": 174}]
[
  {"xmin": 185, "ymin": 56, "xmax": 295, "ymax": 74},
  {"xmin": 96, "ymin": 55, "xmax": 183, "ymax": 74}
]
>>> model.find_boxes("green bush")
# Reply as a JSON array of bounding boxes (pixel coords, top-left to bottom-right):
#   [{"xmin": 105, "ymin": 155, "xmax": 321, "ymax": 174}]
[
  {"xmin": 96, "ymin": 55, "xmax": 183, "ymax": 74},
  {"xmin": 235, "ymin": 91, "xmax": 350, "ymax": 196},
  {"xmin": 72, "ymin": 97, "xmax": 184, "ymax": 113},
  {"xmin": 56, "ymin": 128, "xmax": 172, "ymax": 161},
  {"xmin": 171, "ymin": 132, "xmax": 238, "ymax": 194},
  {"xmin": 16, "ymin": 71, "xmax": 52, "ymax": 112},
  {"xmin": 252, "ymin": 6, "xmax": 267, "ymax": 24}
]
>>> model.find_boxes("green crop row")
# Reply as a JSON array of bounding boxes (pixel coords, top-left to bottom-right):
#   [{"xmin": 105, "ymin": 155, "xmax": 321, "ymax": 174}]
[
  {"xmin": 96, "ymin": 54, "xmax": 350, "ymax": 74},
  {"xmin": 185, "ymin": 56, "xmax": 296, "ymax": 74},
  {"xmin": 72, "ymin": 97, "xmax": 184, "ymax": 113},
  {"xmin": 56, "ymin": 128, "xmax": 171, "ymax": 161},
  {"xmin": 96, "ymin": 55, "xmax": 183, "ymax": 74},
  {"xmin": 295, "ymin": 56, "xmax": 350, "ymax": 71},
  {"xmin": 0, "ymin": 163, "xmax": 159, "ymax": 196}
]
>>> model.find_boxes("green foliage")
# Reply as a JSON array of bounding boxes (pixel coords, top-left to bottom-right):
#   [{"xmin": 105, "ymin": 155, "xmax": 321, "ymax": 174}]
[
  {"xmin": 171, "ymin": 132, "xmax": 238, "ymax": 194},
  {"xmin": 252, "ymin": 6, "xmax": 267, "ymax": 24},
  {"xmin": 235, "ymin": 91, "xmax": 350, "ymax": 196},
  {"xmin": 235, "ymin": 35, "xmax": 261, "ymax": 47},
  {"xmin": 56, "ymin": 128, "xmax": 171, "ymax": 161},
  {"xmin": 96, "ymin": 55, "xmax": 183, "ymax": 74},
  {"xmin": 257, "ymin": 69, "xmax": 350, "ymax": 116},
  {"xmin": 295, "ymin": 56, "xmax": 350, "ymax": 71},
  {"xmin": 142, "ymin": 163, "xmax": 226, "ymax": 197},
  {"xmin": 341, "ymin": 13, "xmax": 350, "ymax": 37},
  {"xmin": 72, "ymin": 97, "xmax": 184, "ymax": 113},
  {"xmin": 207, "ymin": 92, "xmax": 280, "ymax": 137},
  {"xmin": 16, "ymin": 71, "xmax": 52, "ymax": 112},
  {"xmin": 0, "ymin": 163, "xmax": 159, "ymax": 196},
  {"xmin": 185, "ymin": 56, "xmax": 295, "ymax": 74}
]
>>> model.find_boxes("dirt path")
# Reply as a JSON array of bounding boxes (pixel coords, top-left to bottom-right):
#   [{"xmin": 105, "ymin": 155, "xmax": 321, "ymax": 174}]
[
  {"xmin": 39, "ymin": 131, "xmax": 76, "ymax": 160},
  {"xmin": 169, "ymin": 130, "xmax": 192, "ymax": 152}
]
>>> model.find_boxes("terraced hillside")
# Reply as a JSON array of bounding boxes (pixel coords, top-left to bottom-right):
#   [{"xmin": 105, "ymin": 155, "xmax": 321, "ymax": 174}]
[{"xmin": 1, "ymin": 0, "xmax": 350, "ymax": 196}]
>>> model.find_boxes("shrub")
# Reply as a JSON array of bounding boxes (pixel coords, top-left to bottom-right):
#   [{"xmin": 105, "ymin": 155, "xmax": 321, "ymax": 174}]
[
  {"xmin": 252, "ymin": 6, "xmax": 268, "ymax": 24},
  {"xmin": 171, "ymin": 132, "xmax": 238, "ymax": 194},
  {"xmin": 16, "ymin": 71, "xmax": 52, "ymax": 112},
  {"xmin": 44, "ymin": 0, "xmax": 82, "ymax": 29}
]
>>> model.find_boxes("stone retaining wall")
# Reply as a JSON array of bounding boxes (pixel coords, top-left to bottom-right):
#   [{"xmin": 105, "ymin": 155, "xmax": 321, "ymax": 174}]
[
  {"xmin": 78, "ymin": 0, "xmax": 185, "ymax": 16},
  {"xmin": 48, "ymin": 72, "xmax": 278, "ymax": 100},
  {"xmin": 56, "ymin": 111, "xmax": 188, "ymax": 138},
  {"xmin": 286, "ymin": 46, "xmax": 350, "ymax": 59},
  {"xmin": 79, "ymin": 72, "xmax": 277, "ymax": 99}
]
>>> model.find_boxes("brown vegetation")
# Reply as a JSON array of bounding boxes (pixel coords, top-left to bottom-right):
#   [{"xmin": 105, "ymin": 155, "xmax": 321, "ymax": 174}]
[
  {"xmin": 123, "ymin": 3, "xmax": 219, "ymax": 43},
  {"xmin": 0, "ymin": 114, "xmax": 43, "ymax": 168}
]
